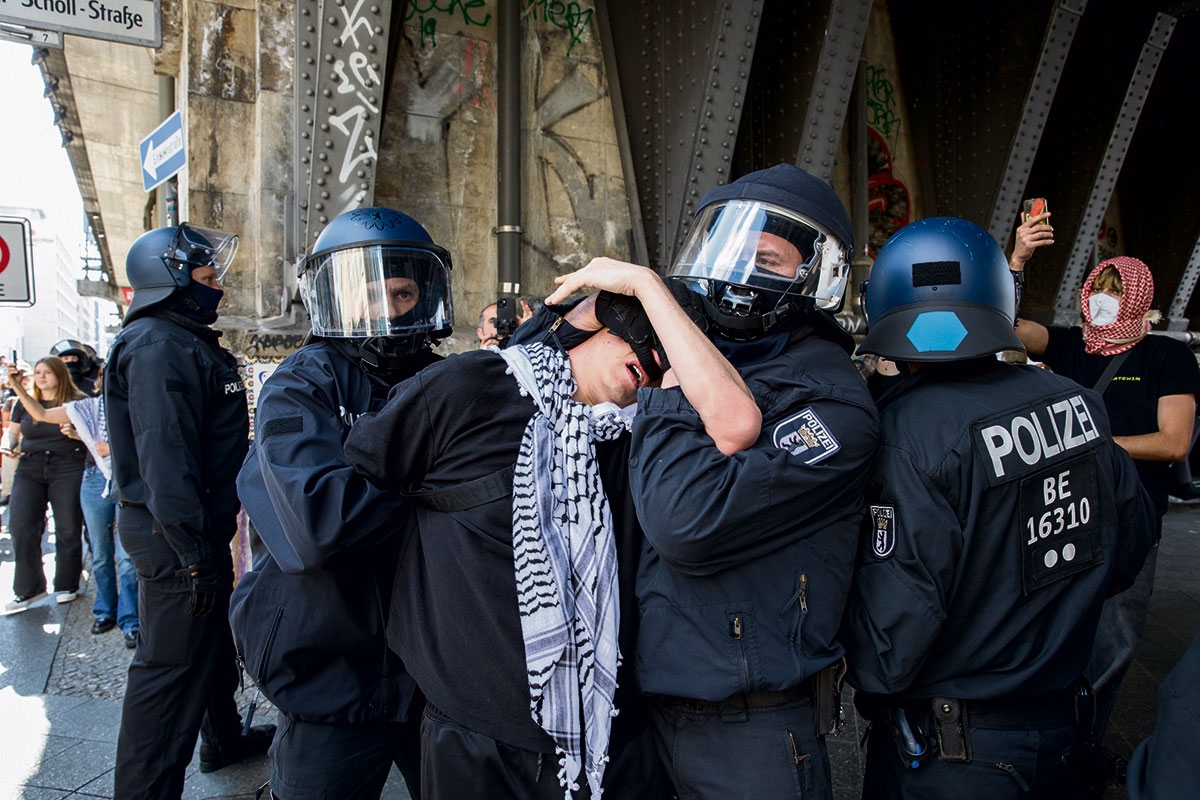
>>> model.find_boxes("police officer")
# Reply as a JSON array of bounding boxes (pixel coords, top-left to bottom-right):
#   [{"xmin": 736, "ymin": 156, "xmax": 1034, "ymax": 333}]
[
  {"xmin": 839, "ymin": 217, "xmax": 1157, "ymax": 799},
  {"xmin": 621, "ymin": 163, "xmax": 881, "ymax": 800},
  {"xmin": 106, "ymin": 223, "xmax": 273, "ymax": 799},
  {"xmin": 50, "ymin": 338, "xmax": 99, "ymax": 396},
  {"xmin": 229, "ymin": 207, "xmax": 452, "ymax": 799}
]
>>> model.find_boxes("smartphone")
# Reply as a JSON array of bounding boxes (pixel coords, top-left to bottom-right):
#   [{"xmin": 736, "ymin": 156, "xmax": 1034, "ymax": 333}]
[{"xmin": 1022, "ymin": 197, "xmax": 1049, "ymax": 224}]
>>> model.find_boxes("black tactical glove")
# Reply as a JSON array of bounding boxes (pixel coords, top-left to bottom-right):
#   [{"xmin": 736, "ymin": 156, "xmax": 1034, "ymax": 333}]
[{"xmin": 175, "ymin": 559, "xmax": 224, "ymax": 618}]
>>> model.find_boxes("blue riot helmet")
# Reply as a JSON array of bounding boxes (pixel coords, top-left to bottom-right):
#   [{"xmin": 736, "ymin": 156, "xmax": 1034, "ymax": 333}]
[
  {"xmin": 858, "ymin": 216, "xmax": 1025, "ymax": 362},
  {"xmin": 666, "ymin": 163, "xmax": 853, "ymax": 341},
  {"xmin": 298, "ymin": 207, "xmax": 453, "ymax": 363},
  {"xmin": 124, "ymin": 223, "xmax": 239, "ymax": 321}
]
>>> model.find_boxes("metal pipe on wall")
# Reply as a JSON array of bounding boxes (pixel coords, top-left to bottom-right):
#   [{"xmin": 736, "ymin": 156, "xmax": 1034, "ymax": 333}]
[
  {"xmin": 495, "ymin": 0, "xmax": 522, "ymax": 336},
  {"xmin": 156, "ymin": 74, "xmax": 176, "ymax": 228},
  {"xmin": 836, "ymin": 57, "xmax": 872, "ymax": 337}
]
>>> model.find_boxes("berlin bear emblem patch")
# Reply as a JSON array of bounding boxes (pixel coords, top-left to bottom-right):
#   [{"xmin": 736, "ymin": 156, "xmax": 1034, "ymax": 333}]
[
  {"xmin": 772, "ymin": 407, "xmax": 841, "ymax": 465},
  {"xmin": 869, "ymin": 505, "xmax": 896, "ymax": 560}
]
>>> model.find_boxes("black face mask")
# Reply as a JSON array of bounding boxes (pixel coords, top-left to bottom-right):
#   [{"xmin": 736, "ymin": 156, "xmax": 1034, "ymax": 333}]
[{"xmin": 171, "ymin": 280, "xmax": 224, "ymax": 325}]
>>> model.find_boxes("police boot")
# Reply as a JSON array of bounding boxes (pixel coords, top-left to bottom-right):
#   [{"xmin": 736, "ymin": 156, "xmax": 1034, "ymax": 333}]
[{"xmin": 199, "ymin": 724, "xmax": 277, "ymax": 773}]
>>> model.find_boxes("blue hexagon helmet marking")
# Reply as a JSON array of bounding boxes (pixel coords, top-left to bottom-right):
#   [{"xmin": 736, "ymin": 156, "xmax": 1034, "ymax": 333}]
[{"xmin": 906, "ymin": 311, "xmax": 968, "ymax": 352}]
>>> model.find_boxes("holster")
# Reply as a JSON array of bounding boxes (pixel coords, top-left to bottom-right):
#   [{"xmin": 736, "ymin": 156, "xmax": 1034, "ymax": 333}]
[
  {"xmin": 931, "ymin": 697, "xmax": 971, "ymax": 763},
  {"xmin": 812, "ymin": 659, "xmax": 847, "ymax": 736}
]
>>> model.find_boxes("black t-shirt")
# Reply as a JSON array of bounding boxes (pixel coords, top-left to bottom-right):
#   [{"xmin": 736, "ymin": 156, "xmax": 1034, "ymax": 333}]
[
  {"xmin": 1041, "ymin": 328, "xmax": 1200, "ymax": 517},
  {"xmin": 11, "ymin": 401, "xmax": 86, "ymax": 458}
]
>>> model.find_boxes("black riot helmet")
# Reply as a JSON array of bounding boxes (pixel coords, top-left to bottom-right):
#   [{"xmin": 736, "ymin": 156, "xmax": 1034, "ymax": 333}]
[
  {"xmin": 298, "ymin": 207, "xmax": 454, "ymax": 370},
  {"xmin": 666, "ymin": 163, "xmax": 853, "ymax": 341},
  {"xmin": 123, "ymin": 223, "xmax": 239, "ymax": 322},
  {"xmin": 50, "ymin": 339, "xmax": 94, "ymax": 372}
]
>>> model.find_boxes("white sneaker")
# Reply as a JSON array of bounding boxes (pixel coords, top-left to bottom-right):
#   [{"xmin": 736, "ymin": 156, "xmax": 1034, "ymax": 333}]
[
  {"xmin": 3, "ymin": 592, "xmax": 49, "ymax": 614},
  {"xmin": 55, "ymin": 591, "xmax": 78, "ymax": 604}
]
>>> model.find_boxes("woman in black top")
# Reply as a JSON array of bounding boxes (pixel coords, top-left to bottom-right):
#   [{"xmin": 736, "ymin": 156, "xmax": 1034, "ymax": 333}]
[{"xmin": 2, "ymin": 356, "xmax": 88, "ymax": 613}]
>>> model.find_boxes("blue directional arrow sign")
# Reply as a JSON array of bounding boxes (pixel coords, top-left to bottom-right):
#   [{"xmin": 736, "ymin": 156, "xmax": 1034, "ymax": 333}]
[{"xmin": 139, "ymin": 110, "xmax": 186, "ymax": 193}]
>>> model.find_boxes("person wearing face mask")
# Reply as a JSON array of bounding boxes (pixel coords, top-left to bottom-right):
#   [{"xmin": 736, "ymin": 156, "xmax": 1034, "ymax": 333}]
[
  {"xmin": 105, "ymin": 223, "xmax": 274, "ymax": 799},
  {"xmin": 1010, "ymin": 213, "xmax": 1200, "ymax": 783}
]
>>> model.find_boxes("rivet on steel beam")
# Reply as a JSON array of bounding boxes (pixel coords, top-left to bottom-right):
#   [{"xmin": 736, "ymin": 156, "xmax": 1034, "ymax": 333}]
[
  {"xmin": 318, "ymin": 153, "xmax": 327, "ymax": 161},
  {"xmin": 321, "ymin": 191, "xmax": 330, "ymax": 199},
  {"xmin": 323, "ymin": 89, "xmax": 333, "ymax": 97},
  {"xmin": 327, "ymin": 106, "xmax": 336, "ymax": 114},
  {"xmin": 324, "ymin": 54, "xmax": 334, "ymax": 62},
  {"xmin": 320, "ymin": 123, "xmax": 330, "ymax": 131},
  {"xmin": 320, "ymin": 215, "xmax": 328, "ymax": 223},
  {"xmin": 315, "ymin": 203, "xmax": 324, "ymax": 211},
  {"xmin": 368, "ymin": 45, "xmax": 377, "ymax": 53},
  {"xmin": 360, "ymin": 182, "xmax": 369, "ymax": 189},
  {"xmin": 301, "ymin": 131, "xmax": 310, "ymax": 139},
  {"xmin": 356, "ymin": 169, "xmax": 366, "ymax": 177},
  {"xmin": 333, "ymin": 38, "xmax": 342, "ymax": 47}
]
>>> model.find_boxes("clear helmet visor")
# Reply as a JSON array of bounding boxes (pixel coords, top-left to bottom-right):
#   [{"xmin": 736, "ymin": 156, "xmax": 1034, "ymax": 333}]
[
  {"xmin": 299, "ymin": 245, "xmax": 453, "ymax": 337},
  {"xmin": 166, "ymin": 223, "xmax": 239, "ymax": 280},
  {"xmin": 667, "ymin": 199, "xmax": 850, "ymax": 311}
]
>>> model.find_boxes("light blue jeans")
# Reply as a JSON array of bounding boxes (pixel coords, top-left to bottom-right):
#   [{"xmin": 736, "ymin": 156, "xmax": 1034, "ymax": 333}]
[{"xmin": 80, "ymin": 465, "xmax": 138, "ymax": 633}]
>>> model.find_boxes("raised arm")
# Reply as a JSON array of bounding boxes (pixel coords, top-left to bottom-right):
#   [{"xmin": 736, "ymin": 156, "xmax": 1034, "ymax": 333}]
[
  {"xmin": 546, "ymin": 257, "xmax": 761, "ymax": 455},
  {"xmin": 1009, "ymin": 211, "xmax": 1054, "ymax": 356},
  {"xmin": 6, "ymin": 365, "xmax": 70, "ymax": 424}
]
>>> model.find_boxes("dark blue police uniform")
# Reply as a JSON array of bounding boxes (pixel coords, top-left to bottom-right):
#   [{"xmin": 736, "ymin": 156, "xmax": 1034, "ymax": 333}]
[
  {"xmin": 840, "ymin": 358, "xmax": 1156, "ymax": 799},
  {"xmin": 106, "ymin": 310, "xmax": 250, "ymax": 799},
  {"xmin": 630, "ymin": 318, "xmax": 880, "ymax": 800},
  {"xmin": 230, "ymin": 339, "xmax": 438, "ymax": 799}
]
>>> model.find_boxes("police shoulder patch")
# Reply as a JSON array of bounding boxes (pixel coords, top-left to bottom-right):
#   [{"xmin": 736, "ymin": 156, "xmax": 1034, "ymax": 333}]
[
  {"xmin": 869, "ymin": 505, "xmax": 897, "ymax": 560},
  {"xmin": 772, "ymin": 407, "xmax": 841, "ymax": 465}
]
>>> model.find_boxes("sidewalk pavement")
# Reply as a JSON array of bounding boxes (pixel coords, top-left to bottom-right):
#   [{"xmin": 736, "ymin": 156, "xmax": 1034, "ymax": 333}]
[{"xmin": 1, "ymin": 505, "xmax": 1196, "ymax": 799}]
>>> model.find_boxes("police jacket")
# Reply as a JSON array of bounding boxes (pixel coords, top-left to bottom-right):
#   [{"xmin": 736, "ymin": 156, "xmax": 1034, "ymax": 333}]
[
  {"xmin": 229, "ymin": 339, "xmax": 439, "ymax": 723},
  {"xmin": 105, "ymin": 310, "xmax": 248, "ymax": 565},
  {"xmin": 840, "ymin": 358, "xmax": 1156, "ymax": 704},
  {"xmin": 630, "ymin": 320, "xmax": 881, "ymax": 701}
]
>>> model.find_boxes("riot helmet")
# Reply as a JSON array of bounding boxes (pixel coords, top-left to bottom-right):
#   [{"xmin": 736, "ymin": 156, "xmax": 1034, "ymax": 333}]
[
  {"xmin": 124, "ymin": 223, "xmax": 239, "ymax": 321},
  {"xmin": 298, "ymin": 207, "xmax": 453, "ymax": 364},
  {"xmin": 858, "ymin": 216, "xmax": 1024, "ymax": 362},
  {"xmin": 49, "ymin": 339, "xmax": 98, "ymax": 389},
  {"xmin": 666, "ymin": 163, "xmax": 852, "ymax": 341}
]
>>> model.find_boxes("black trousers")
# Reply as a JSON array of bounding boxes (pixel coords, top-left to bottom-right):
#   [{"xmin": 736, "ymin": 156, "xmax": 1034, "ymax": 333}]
[
  {"xmin": 269, "ymin": 699, "xmax": 423, "ymax": 800},
  {"xmin": 113, "ymin": 505, "xmax": 243, "ymax": 800},
  {"xmin": 860, "ymin": 709, "xmax": 1076, "ymax": 799},
  {"xmin": 420, "ymin": 702, "xmax": 672, "ymax": 800},
  {"xmin": 649, "ymin": 693, "xmax": 830, "ymax": 800},
  {"xmin": 9, "ymin": 450, "xmax": 84, "ymax": 597}
]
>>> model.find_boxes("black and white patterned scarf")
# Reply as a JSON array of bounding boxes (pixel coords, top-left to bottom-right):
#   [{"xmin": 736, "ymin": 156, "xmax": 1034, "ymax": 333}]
[{"xmin": 500, "ymin": 342, "xmax": 633, "ymax": 799}]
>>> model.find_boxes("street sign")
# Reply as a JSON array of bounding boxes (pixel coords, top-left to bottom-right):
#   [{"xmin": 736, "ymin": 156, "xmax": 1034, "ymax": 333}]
[
  {"xmin": 0, "ymin": 216, "xmax": 35, "ymax": 307},
  {"xmin": 0, "ymin": 0, "xmax": 159, "ymax": 48},
  {"xmin": 139, "ymin": 110, "xmax": 185, "ymax": 193},
  {"xmin": 0, "ymin": 22, "xmax": 64, "ymax": 49}
]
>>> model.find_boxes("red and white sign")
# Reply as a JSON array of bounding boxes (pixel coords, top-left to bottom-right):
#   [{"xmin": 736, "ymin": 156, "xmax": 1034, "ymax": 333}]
[
  {"xmin": 121, "ymin": 286, "xmax": 135, "ymax": 306},
  {"xmin": 0, "ymin": 216, "xmax": 34, "ymax": 306}
]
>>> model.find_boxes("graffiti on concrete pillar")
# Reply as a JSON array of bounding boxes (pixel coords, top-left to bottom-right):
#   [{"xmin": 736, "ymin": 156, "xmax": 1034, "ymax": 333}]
[
  {"xmin": 866, "ymin": 129, "xmax": 910, "ymax": 257},
  {"xmin": 864, "ymin": 64, "xmax": 902, "ymax": 152},
  {"xmin": 405, "ymin": 0, "xmax": 494, "ymax": 48},
  {"xmin": 522, "ymin": 0, "xmax": 594, "ymax": 57}
]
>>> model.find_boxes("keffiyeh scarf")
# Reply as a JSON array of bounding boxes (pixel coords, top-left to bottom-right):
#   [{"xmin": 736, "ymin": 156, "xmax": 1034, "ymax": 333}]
[
  {"xmin": 1081, "ymin": 256, "xmax": 1161, "ymax": 356},
  {"xmin": 500, "ymin": 342, "xmax": 633, "ymax": 799}
]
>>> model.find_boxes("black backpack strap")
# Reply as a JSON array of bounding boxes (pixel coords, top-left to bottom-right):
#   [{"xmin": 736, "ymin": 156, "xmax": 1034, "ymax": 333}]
[
  {"xmin": 402, "ymin": 466, "xmax": 514, "ymax": 512},
  {"xmin": 1092, "ymin": 350, "xmax": 1132, "ymax": 394}
]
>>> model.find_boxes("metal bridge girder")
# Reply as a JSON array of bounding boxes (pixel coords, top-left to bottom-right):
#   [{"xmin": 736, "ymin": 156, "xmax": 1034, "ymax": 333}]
[
  {"xmin": 1053, "ymin": 11, "xmax": 1176, "ymax": 322},
  {"xmin": 795, "ymin": 0, "xmax": 871, "ymax": 183},
  {"xmin": 294, "ymin": 0, "xmax": 392, "ymax": 259},
  {"xmin": 986, "ymin": 0, "xmax": 1086, "ymax": 245}
]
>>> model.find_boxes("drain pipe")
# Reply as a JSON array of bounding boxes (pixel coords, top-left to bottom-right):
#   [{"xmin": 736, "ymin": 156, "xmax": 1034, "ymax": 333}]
[
  {"xmin": 495, "ymin": 0, "xmax": 522, "ymax": 340},
  {"xmin": 156, "ymin": 75, "xmax": 177, "ymax": 228},
  {"xmin": 836, "ymin": 58, "xmax": 871, "ymax": 337}
]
